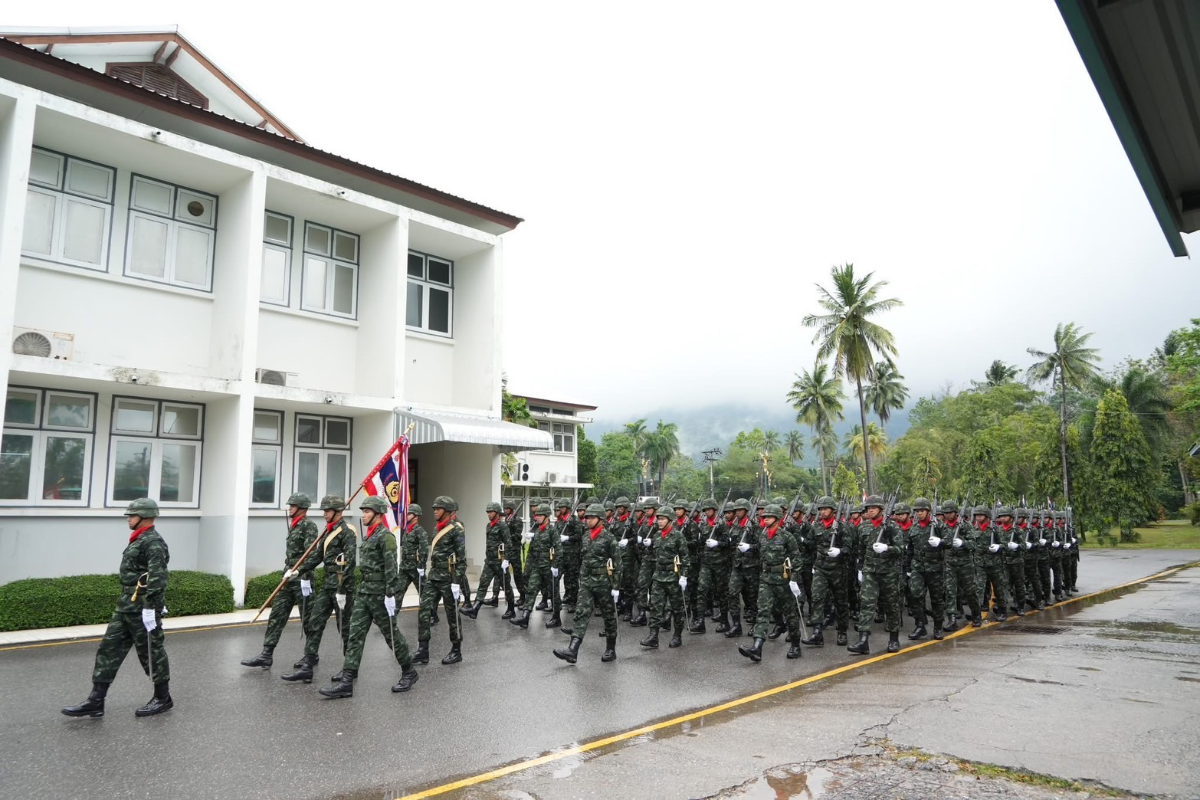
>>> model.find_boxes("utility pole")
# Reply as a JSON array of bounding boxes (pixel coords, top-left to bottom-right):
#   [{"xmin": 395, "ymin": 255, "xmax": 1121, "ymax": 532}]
[{"xmin": 701, "ymin": 448, "xmax": 722, "ymax": 496}]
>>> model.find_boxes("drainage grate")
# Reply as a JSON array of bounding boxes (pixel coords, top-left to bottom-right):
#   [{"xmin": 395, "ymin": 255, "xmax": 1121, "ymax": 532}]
[{"xmin": 994, "ymin": 624, "xmax": 1069, "ymax": 635}]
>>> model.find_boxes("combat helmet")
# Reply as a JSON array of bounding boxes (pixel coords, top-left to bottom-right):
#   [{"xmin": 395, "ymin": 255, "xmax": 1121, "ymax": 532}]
[
  {"xmin": 486, "ymin": 501, "xmax": 503, "ymax": 514},
  {"xmin": 911, "ymin": 497, "xmax": 932, "ymax": 511},
  {"xmin": 360, "ymin": 496, "xmax": 388, "ymax": 514},
  {"xmin": 432, "ymin": 495, "xmax": 458, "ymax": 513},
  {"xmin": 286, "ymin": 492, "xmax": 312, "ymax": 509},
  {"xmin": 408, "ymin": 503, "xmax": 423, "ymax": 516},
  {"xmin": 816, "ymin": 496, "xmax": 836, "ymax": 510},
  {"xmin": 124, "ymin": 497, "xmax": 159, "ymax": 518},
  {"xmin": 864, "ymin": 495, "xmax": 885, "ymax": 509},
  {"xmin": 320, "ymin": 495, "xmax": 346, "ymax": 511},
  {"xmin": 585, "ymin": 503, "xmax": 606, "ymax": 518}
]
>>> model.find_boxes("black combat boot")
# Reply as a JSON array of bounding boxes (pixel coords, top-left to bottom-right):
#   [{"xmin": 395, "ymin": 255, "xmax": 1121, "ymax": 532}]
[
  {"xmin": 944, "ymin": 615, "xmax": 959, "ymax": 632},
  {"xmin": 392, "ymin": 666, "xmax": 419, "ymax": 693},
  {"xmin": 1013, "ymin": 605, "xmax": 1025, "ymax": 617},
  {"xmin": 1037, "ymin": 600, "xmax": 1046, "ymax": 611},
  {"xmin": 545, "ymin": 610, "xmax": 562, "ymax": 629},
  {"xmin": 412, "ymin": 640, "xmax": 430, "ymax": 664},
  {"xmin": 621, "ymin": 599, "xmax": 632, "ymax": 622},
  {"xmin": 724, "ymin": 614, "xmax": 743, "ymax": 639},
  {"xmin": 847, "ymin": 631, "xmax": 870, "ymax": 655},
  {"xmin": 660, "ymin": 617, "xmax": 672, "ymax": 632},
  {"xmin": 874, "ymin": 611, "xmax": 884, "ymax": 624},
  {"xmin": 738, "ymin": 637, "xmax": 764, "ymax": 662},
  {"xmin": 689, "ymin": 616, "xmax": 706, "ymax": 634},
  {"xmin": 241, "ymin": 645, "xmax": 274, "ymax": 668},
  {"xmin": 441, "ymin": 643, "xmax": 462, "ymax": 665},
  {"xmin": 281, "ymin": 654, "xmax": 316, "ymax": 683},
  {"xmin": 553, "ymin": 636, "xmax": 583, "ymax": 664},
  {"xmin": 993, "ymin": 610, "xmax": 1008, "ymax": 622},
  {"xmin": 767, "ymin": 620, "xmax": 787, "ymax": 640},
  {"xmin": 601, "ymin": 635, "xmax": 617, "ymax": 663},
  {"xmin": 135, "ymin": 682, "xmax": 173, "ymax": 716},
  {"xmin": 933, "ymin": 621, "xmax": 945, "ymax": 639},
  {"xmin": 886, "ymin": 632, "xmax": 900, "ymax": 653},
  {"xmin": 908, "ymin": 623, "xmax": 927, "ymax": 641},
  {"xmin": 669, "ymin": 617, "xmax": 684, "ymax": 648},
  {"xmin": 535, "ymin": 599, "xmax": 548, "ymax": 611},
  {"xmin": 62, "ymin": 682, "xmax": 108, "ymax": 718},
  {"xmin": 461, "ymin": 600, "xmax": 483, "ymax": 620},
  {"xmin": 800, "ymin": 627, "xmax": 824, "ymax": 646},
  {"xmin": 561, "ymin": 618, "xmax": 574, "ymax": 635},
  {"xmin": 971, "ymin": 615, "xmax": 983, "ymax": 628},
  {"xmin": 714, "ymin": 612, "xmax": 731, "ymax": 634},
  {"xmin": 501, "ymin": 601, "xmax": 515, "ymax": 620},
  {"xmin": 319, "ymin": 670, "xmax": 356, "ymax": 699},
  {"xmin": 629, "ymin": 607, "xmax": 648, "ymax": 627},
  {"xmin": 836, "ymin": 630, "xmax": 848, "ymax": 646},
  {"xmin": 639, "ymin": 629, "xmax": 659, "ymax": 648},
  {"xmin": 330, "ymin": 669, "xmax": 355, "ymax": 683},
  {"xmin": 787, "ymin": 640, "xmax": 803, "ymax": 659},
  {"xmin": 483, "ymin": 594, "xmax": 500, "ymax": 607}
]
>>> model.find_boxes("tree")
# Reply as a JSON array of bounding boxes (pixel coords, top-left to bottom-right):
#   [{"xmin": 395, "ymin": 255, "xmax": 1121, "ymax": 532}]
[
  {"xmin": 762, "ymin": 430, "xmax": 781, "ymax": 452},
  {"xmin": 803, "ymin": 263, "xmax": 902, "ymax": 493},
  {"xmin": 784, "ymin": 430, "xmax": 804, "ymax": 465},
  {"xmin": 576, "ymin": 427, "xmax": 597, "ymax": 486},
  {"xmin": 831, "ymin": 462, "xmax": 861, "ymax": 501},
  {"xmin": 623, "ymin": 418, "xmax": 651, "ymax": 486},
  {"xmin": 787, "ymin": 360, "xmax": 847, "ymax": 494},
  {"xmin": 981, "ymin": 359, "xmax": 1019, "ymax": 387},
  {"xmin": 864, "ymin": 360, "xmax": 909, "ymax": 428},
  {"xmin": 501, "ymin": 390, "xmax": 536, "ymax": 427},
  {"xmin": 595, "ymin": 432, "xmax": 641, "ymax": 499},
  {"xmin": 1090, "ymin": 389, "xmax": 1159, "ymax": 542},
  {"xmin": 642, "ymin": 420, "xmax": 681, "ymax": 488},
  {"xmin": 1026, "ymin": 322, "xmax": 1101, "ymax": 504},
  {"xmin": 843, "ymin": 423, "xmax": 887, "ymax": 469}
]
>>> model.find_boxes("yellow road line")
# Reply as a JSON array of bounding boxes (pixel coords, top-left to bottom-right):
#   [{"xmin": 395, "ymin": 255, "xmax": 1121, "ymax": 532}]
[{"xmin": 398, "ymin": 560, "xmax": 1198, "ymax": 799}]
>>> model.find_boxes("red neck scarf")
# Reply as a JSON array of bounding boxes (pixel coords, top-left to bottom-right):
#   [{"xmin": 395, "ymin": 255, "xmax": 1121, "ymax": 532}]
[
  {"xmin": 976, "ymin": 521, "xmax": 990, "ymax": 531},
  {"xmin": 324, "ymin": 518, "xmax": 340, "ymax": 533},
  {"xmin": 918, "ymin": 518, "xmax": 931, "ymax": 529},
  {"xmin": 660, "ymin": 523, "xmax": 673, "ymax": 538},
  {"xmin": 590, "ymin": 524, "xmax": 604, "ymax": 541},
  {"xmin": 366, "ymin": 521, "xmax": 383, "ymax": 540},
  {"xmin": 436, "ymin": 517, "xmax": 453, "ymax": 532},
  {"xmin": 619, "ymin": 513, "xmax": 629, "ymax": 523},
  {"xmin": 405, "ymin": 520, "xmax": 417, "ymax": 534},
  {"xmin": 1018, "ymin": 521, "xmax": 1028, "ymax": 529},
  {"xmin": 765, "ymin": 524, "xmax": 780, "ymax": 540},
  {"xmin": 537, "ymin": 521, "xmax": 548, "ymax": 533},
  {"xmin": 290, "ymin": 514, "xmax": 306, "ymax": 529},
  {"xmin": 898, "ymin": 519, "xmax": 913, "ymax": 532},
  {"xmin": 736, "ymin": 516, "xmax": 749, "ymax": 528},
  {"xmin": 706, "ymin": 514, "xmax": 717, "ymax": 527},
  {"xmin": 999, "ymin": 522, "xmax": 1012, "ymax": 532},
  {"xmin": 870, "ymin": 517, "xmax": 884, "ymax": 529},
  {"xmin": 129, "ymin": 524, "xmax": 153, "ymax": 544},
  {"xmin": 489, "ymin": 518, "xmax": 500, "ymax": 529},
  {"xmin": 822, "ymin": 517, "xmax": 835, "ymax": 529}
]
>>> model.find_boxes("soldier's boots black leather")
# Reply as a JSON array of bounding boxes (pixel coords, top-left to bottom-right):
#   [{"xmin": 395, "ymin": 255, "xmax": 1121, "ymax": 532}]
[
  {"xmin": 933, "ymin": 625, "xmax": 945, "ymax": 640},
  {"xmin": 847, "ymin": 632, "xmax": 870, "ymax": 655},
  {"xmin": 241, "ymin": 645, "xmax": 274, "ymax": 668},
  {"xmin": 281, "ymin": 654, "xmax": 317, "ymax": 683},
  {"xmin": 639, "ymin": 629, "xmax": 659, "ymax": 648},
  {"xmin": 993, "ymin": 611, "xmax": 1008, "ymax": 622},
  {"xmin": 738, "ymin": 637, "xmax": 764, "ymax": 662},
  {"xmin": 483, "ymin": 594, "xmax": 500, "ymax": 607},
  {"xmin": 971, "ymin": 616, "xmax": 983, "ymax": 627},
  {"xmin": 944, "ymin": 615, "xmax": 959, "ymax": 632},
  {"xmin": 319, "ymin": 670, "xmax": 357, "ymax": 699},
  {"xmin": 330, "ymin": 669, "xmax": 354, "ymax": 683},
  {"xmin": 441, "ymin": 643, "xmax": 462, "ymax": 665},
  {"xmin": 714, "ymin": 613, "xmax": 731, "ymax": 633},
  {"xmin": 800, "ymin": 628, "xmax": 824, "ymax": 646},
  {"xmin": 135, "ymin": 682, "xmax": 173, "ymax": 716},
  {"xmin": 767, "ymin": 621, "xmax": 787, "ymax": 640},
  {"xmin": 501, "ymin": 602, "xmax": 515, "ymax": 620},
  {"xmin": 392, "ymin": 666, "xmax": 419, "ymax": 693},
  {"xmin": 886, "ymin": 632, "xmax": 901, "ymax": 653},
  {"xmin": 545, "ymin": 611, "xmax": 562, "ymax": 629},
  {"xmin": 836, "ymin": 630, "xmax": 848, "ymax": 647},
  {"xmin": 908, "ymin": 624, "xmax": 927, "ymax": 641},
  {"xmin": 553, "ymin": 636, "xmax": 583, "ymax": 664},
  {"xmin": 511, "ymin": 609, "xmax": 531, "ymax": 629},
  {"xmin": 787, "ymin": 640, "xmax": 803, "ymax": 659},
  {"xmin": 535, "ymin": 599, "xmax": 548, "ymax": 611},
  {"xmin": 461, "ymin": 600, "xmax": 483, "ymax": 620},
  {"xmin": 669, "ymin": 622, "xmax": 683, "ymax": 649},
  {"xmin": 412, "ymin": 640, "xmax": 430, "ymax": 664},
  {"xmin": 601, "ymin": 636, "xmax": 617, "ymax": 663},
  {"xmin": 629, "ymin": 609, "xmax": 648, "ymax": 627},
  {"xmin": 723, "ymin": 617, "xmax": 743, "ymax": 639},
  {"xmin": 62, "ymin": 683, "xmax": 108, "ymax": 718},
  {"xmin": 689, "ymin": 617, "xmax": 705, "ymax": 634}
]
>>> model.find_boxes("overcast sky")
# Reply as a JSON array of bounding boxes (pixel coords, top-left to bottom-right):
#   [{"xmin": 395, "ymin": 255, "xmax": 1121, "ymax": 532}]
[{"xmin": 14, "ymin": 2, "xmax": 1200, "ymax": 423}]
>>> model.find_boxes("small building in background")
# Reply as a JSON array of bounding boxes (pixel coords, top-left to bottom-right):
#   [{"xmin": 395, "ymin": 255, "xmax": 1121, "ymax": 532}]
[{"xmin": 502, "ymin": 393, "xmax": 596, "ymax": 529}]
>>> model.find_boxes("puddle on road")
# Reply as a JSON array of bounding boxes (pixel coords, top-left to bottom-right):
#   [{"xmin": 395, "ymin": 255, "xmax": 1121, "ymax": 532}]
[{"xmin": 737, "ymin": 766, "xmax": 841, "ymax": 799}]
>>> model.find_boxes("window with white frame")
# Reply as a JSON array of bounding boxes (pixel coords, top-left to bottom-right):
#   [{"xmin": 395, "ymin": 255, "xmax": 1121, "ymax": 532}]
[
  {"xmin": 108, "ymin": 397, "xmax": 203, "ymax": 507},
  {"xmin": 251, "ymin": 409, "xmax": 283, "ymax": 507},
  {"xmin": 293, "ymin": 414, "xmax": 351, "ymax": 501},
  {"xmin": 126, "ymin": 174, "xmax": 217, "ymax": 291},
  {"xmin": 22, "ymin": 148, "xmax": 115, "ymax": 271},
  {"xmin": 260, "ymin": 212, "xmax": 293, "ymax": 306},
  {"xmin": 1, "ymin": 387, "xmax": 96, "ymax": 506},
  {"xmin": 301, "ymin": 223, "xmax": 358, "ymax": 318},
  {"xmin": 406, "ymin": 251, "xmax": 453, "ymax": 336},
  {"xmin": 552, "ymin": 422, "xmax": 575, "ymax": 453}
]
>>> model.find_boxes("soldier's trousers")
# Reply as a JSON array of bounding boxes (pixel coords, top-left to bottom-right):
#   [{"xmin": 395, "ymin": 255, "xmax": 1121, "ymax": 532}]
[
  {"xmin": 263, "ymin": 582, "xmax": 309, "ymax": 648},
  {"xmin": 1004, "ymin": 560, "xmax": 1026, "ymax": 610},
  {"xmin": 698, "ymin": 558, "xmax": 732, "ymax": 620},
  {"xmin": 1049, "ymin": 554, "xmax": 1064, "ymax": 597},
  {"xmin": 1065, "ymin": 551, "xmax": 1078, "ymax": 590},
  {"xmin": 93, "ymin": 609, "xmax": 169, "ymax": 684},
  {"xmin": 856, "ymin": 570, "xmax": 902, "ymax": 634},
  {"xmin": 811, "ymin": 562, "xmax": 850, "ymax": 632},
  {"xmin": 562, "ymin": 549, "xmax": 581, "ymax": 605},
  {"xmin": 943, "ymin": 559, "xmax": 981, "ymax": 620},
  {"xmin": 978, "ymin": 562, "xmax": 1009, "ymax": 612},
  {"xmin": 304, "ymin": 586, "xmax": 354, "ymax": 657},
  {"xmin": 845, "ymin": 561, "xmax": 861, "ymax": 615},
  {"xmin": 799, "ymin": 563, "xmax": 814, "ymax": 617},
  {"xmin": 478, "ymin": 560, "xmax": 514, "ymax": 606},
  {"xmin": 524, "ymin": 563, "xmax": 561, "ymax": 615},
  {"xmin": 728, "ymin": 564, "xmax": 761, "ymax": 626},
  {"xmin": 908, "ymin": 567, "xmax": 946, "ymax": 627},
  {"xmin": 396, "ymin": 567, "xmax": 421, "ymax": 608},
  {"xmin": 1034, "ymin": 557, "xmax": 1051, "ymax": 603},
  {"xmin": 492, "ymin": 551, "xmax": 523, "ymax": 600},
  {"xmin": 752, "ymin": 580, "xmax": 801, "ymax": 641},
  {"xmin": 649, "ymin": 577, "xmax": 685, "ymax": 629},
  {"xmin": 572, "ymin": 578, "xmax": 618, "ymax": 639},
  {"xmin": 418, "ymin": 580, "xmax": 462, "ymax": 644},
  {"xmin": 619, "ymin": 545, "xmax": 639, "ymax": 608},
  {"xmin": 685, "ymin": 554, "xmax": 702, "ymax": 615},
  {"xmin": 637, "ymin": 551, "xmax": 655, "ymax": 610},
  {"xmin": 510, "ymin": 549, "xmax": 527, "ymax": 598},
  {"xmin": 342, "ymin": 593, "xmax": 412, "ymax": 672}
]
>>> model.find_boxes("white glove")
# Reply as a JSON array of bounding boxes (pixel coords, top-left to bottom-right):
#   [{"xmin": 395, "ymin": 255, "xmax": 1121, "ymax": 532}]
[
  {"xmin": 988, "ymin": 543, "xmax": 1001, "ymax": 553},
  {"xmin": 789, "ymin": 581, "xmax": 801, "ymax": 598},
  {"xmin": 619, "ymin": 538, "xmax": 629, "ymax": 549},
  {"xmin": 161, "ymin": 607, "xmax": 168, "ymax": 617},
  {"xmin": 611, "ymin": 589, "xmax": 620, "ymax": 601},
  {"xmin": 551, "ymin": 567, "xmax": 560, "ymax": 578},
  {"xmin": 928, "ymin": 536, "xmax": 942, "ymax": 548},
  {"xmin": 501, "ymin": 560, "xmax": 510, "ymax": 573},
  {"xmin": 1039, "ymin": 539, "xmax": 1047, "ymax": 546},
  {"xmin": 738, "ymin": 542, "xmax": 750, "ymax": 553},
  {"xmin": 560, "ymin": 534, "xmax": 569, "ymax": 543},
  {"xmin": 1024, "ymin": 541, "xmax": 1032, "ymax": 550},
  {"xmin": 141, "ymin": 608, "xmax": 157, "ymax": 632},
  {"xmin": 522, "ymin": 532, "xmax": 533, "ymax": 543},
  {"xmin": 451, "ymin": 584, "xmax": 462, "ymax": 601},
  {"xmin": 872, "ymin": 542, "xmax": 888, "ymax": 554},
  {"xmin": 1069, "ymin": 538, "xmax": 1077, "ymax": 547},
  {"xmin": 857, "ymin": 570, "xmax": 864, "ymax": 583},
  {"xmin": 283, "ymin": 568, "xmax": 297, "ymax": 580},
  {"xmin": 828, "ymin": 546, "xmax": 841, "ymax": 558},
  {"xmin": 678, "ymin": 577, "xmax": 687, "ymax": 590},
  {"xmin": 952, "ymin": 537, "xmax": 963, "ymax": 549},
  {"xmin": 300, "ymin": 579, "xmax": 312, "ymax": 597},
  {"xmin": 1052, "ymin": 541, "xmax": 1061, "ymax": 548},
  {"xmin": 417, "ymin": 568, "xmax": 426, "ymax": 578},
  {"xmin": 1007, "ymin": 541, "xmax": 1019, "ymax": 550},
  {"xmin": 384, "ymin": 595, "xmax": 396, "ymax": 616},
  {"xmin": 706, "ymin": 538, "xmax": 718, "ymax": 549},
  {"xmin": 335, "ymin": 592, "xmax": 347, "ymax": 610},
  {"xmin": 642, "ymin": 537, "xmax": 651, "ymax": 546}
]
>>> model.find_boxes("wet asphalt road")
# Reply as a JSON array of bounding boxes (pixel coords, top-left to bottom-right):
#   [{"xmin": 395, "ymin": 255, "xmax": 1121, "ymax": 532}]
[{"xmin": 0, "ymin": 549, "xmax": 1194, "ymax": 799}]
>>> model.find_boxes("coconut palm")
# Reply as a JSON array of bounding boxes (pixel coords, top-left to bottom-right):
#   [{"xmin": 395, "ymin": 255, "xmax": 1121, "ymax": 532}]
[
  {"xmin": 803, "ymin": 264, "xmax": 902, "ymax": 492},
  {"xmin": 843, "ymin": 423, "xmax": 887, "ymax": 467},
  {"xmin": 864, "ymin": 360, "xmax": 909, "ymax": 428},
  {"xmin": 762, "ymin": 430, "xmax": 781, "ymax": 452},
  {"xmin": 641, "ymin": 420, "xmax": 681, "ymax": 488},
  {"xmin": 1091, "ymin": 366, "xmax": 1171, "ymax": 455},
  {"xmin": 1026, "ymin": 322, "xmax": 1101, "ymax": 503},
  {"xmin": 785, "ymin": 430, "xmax": 805, "ymax": 465},
  {"xmin": 787, "ymin": 360, "xmax": 847, "ymax": 494},
  {"xmin": 983, "ymin": 359, "xmax": 1019, "ymax": 387}
]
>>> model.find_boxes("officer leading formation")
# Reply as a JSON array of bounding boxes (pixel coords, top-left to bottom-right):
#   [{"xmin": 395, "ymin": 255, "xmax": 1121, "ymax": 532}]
[{"xmin": 62, "ymin": 489, "xmax": 1082, "ymax": 716}]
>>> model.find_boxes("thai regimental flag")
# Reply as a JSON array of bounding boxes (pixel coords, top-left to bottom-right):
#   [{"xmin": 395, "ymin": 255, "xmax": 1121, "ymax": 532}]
[{"xmin": 363, "ymin": 435, "xmax": 410, "ymax": 531}]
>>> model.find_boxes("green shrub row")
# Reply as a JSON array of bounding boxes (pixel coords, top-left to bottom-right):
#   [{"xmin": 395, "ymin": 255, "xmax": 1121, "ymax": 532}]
[
  {"xmin": 0, "ymin": 571, "xmax": 234, "ymax": 632},
  {"xmin": 244, "ymin": 567, "xmax": 367, "ymax": 608}
]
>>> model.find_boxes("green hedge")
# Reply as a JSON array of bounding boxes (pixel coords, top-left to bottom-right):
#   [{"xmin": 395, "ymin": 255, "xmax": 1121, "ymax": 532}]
[
  {"xmin": 244, "ymin": 567, "xmax": 368, "ymax": 608},
  {"xmin": 0, "ymin": 571, "xmax": 235, "ymax": 632}
]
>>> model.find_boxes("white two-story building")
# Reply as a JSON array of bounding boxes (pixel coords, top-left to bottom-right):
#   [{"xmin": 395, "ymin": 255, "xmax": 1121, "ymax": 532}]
[
  {"xmin": 501, "ymin": 392, "xmax": 595, "ymax": 523},
  {"xmin": 0, "ymin": 27, "xmax": 550, "ymax": 601}
]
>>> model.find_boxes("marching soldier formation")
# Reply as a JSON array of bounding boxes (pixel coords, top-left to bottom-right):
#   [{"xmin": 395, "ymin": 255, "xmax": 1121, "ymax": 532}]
[{"xmin": 62, "ymin": 488, "xmax": 1082, "ymax": 716}]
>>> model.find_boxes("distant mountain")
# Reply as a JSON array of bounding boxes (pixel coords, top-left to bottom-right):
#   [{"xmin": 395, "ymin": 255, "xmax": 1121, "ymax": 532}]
[{"xmin": 589, "ymin": 403, "xmax": 911, "ymax": 468}]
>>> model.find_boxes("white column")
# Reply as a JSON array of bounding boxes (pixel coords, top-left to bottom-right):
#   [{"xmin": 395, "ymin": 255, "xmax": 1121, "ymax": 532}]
[
  {"xmin": 0, "ymin": 96, "xmax": 36, "ymax": 413},
  {"xmin": 355, "ymin": 215, "xmax": 407, "ymax": 400}
]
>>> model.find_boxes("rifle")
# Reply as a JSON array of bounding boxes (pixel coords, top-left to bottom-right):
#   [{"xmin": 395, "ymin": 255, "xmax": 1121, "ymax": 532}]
[
  {"xmin": 877, "ymin": 485, "xmax": 901, "ymax": 544},
  {"xmin": 737, "ymin": 496, "xmax": 760, "ymax": 548}
]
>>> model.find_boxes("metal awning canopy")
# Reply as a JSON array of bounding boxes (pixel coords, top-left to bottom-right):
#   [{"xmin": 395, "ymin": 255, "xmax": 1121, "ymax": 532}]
[
  {"xmin": 395, "ymin": 408, "xmax": 552, "ymax": 454},
  {"xmin": 1056, "ymin": 0, "xmax": 1200, "ymax": 258}
]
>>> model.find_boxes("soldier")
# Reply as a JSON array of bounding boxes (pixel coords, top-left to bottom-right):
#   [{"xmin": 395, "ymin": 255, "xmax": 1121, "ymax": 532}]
[
  {"xmin": 503, "ymin": 498, "xmax": 527, "ymax": 606},
  {"xmin": 738, "ymin": 505, "xmax": 804, "ymax": 662},
  {"xmin": 511, "ymin": 503, "xmax": 564, "ymax": 629},
  {"xmin": 554, "ymin": 500, "xmax": 583, "ymax": 612},
  {"xmin": 1030, "ymin": 509, "xmax": 1051, "ymax": 609},
  {"xmin": 241, "ymin": 492, "xmax": 319, "ymax": 670},
  {"xmin": 282, "ymin": 495, "xmax": 358, "ymax": 684},
  {"xmin": 802, "ymin": 496, "xmax": 850, "ymax": 647},
  {"xmin": 904, "ymin": 498, "xmax": 947, "ymax": 641},
  {"xmin": 848, "ymin": 495, "xmax": 904, "ymax": 655},
  {"xmin": 463, "ymin": 502, "xmax": 512, "ymax": 619},
  {"xmin": 640, "ymin": 506, "xmax": 690, "ymax": 649},
  {"xmin": 994, "ymin": 506, "xmax": 1026, "ymax": 617},
  {"xmin": 975, "ymin": 505, "xmax": 1011, "ymax": 620},
  {"xmin": 397, "ymin": 503, "xmax": 430, "ymax": 613},
  {"xmin": 555, "ymin": 503, "xmax": 621, "ymax": 664},
  {"xmin": 1062, "ymin": 512, "xmax": 1080, "ymax": 595},
  {"xmin": 1048, "ymin": 511, "xmax": 1067, "ymax": 602},
  {"xmin": 415, "ymin": 496, "xmax": 468, "ymax": 665},
  {"xmin": 1012, "ymin": 508, "xmax": 1035, "ymax": 612},
  {"xmin": 62, "ymin": 498, "xmax": 173, "ymax": 718},
  {"xmin": 844, "ymin": 503, "xmax": 864, "ymax": 619},
  {"xmin": 319, "ymin": 497, "xmax": 418, "ymax": 698},
  {"xmin": 692, "ymin": 497, "xmax": 731, "ymax": 634},
  {"xmin": 790, "ymin": 501, "xmax": 816, "ymax": 622},
  {"xmin": 630, "ymin": 499, "xmax": 660, "ymax": 628},
  {"xmin": 939, "ymin": 500, "xmax": 982, "ymax": 630},
  {"xmin": 673, "ymin": 500, "xmax": 702, "ymax": 627},
  {"xmin": 612, "ymin": 498, "xmax": 637, "ymax": 620},
  {"xmin": 725, "ymin": 499, "xmax": 761, "ymax": 639}
]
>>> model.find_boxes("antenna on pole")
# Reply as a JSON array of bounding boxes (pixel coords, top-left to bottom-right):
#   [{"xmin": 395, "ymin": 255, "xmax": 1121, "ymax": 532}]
[{"xmin": 702, "ymin": 448, "xmax": 723, "ymax": 495}]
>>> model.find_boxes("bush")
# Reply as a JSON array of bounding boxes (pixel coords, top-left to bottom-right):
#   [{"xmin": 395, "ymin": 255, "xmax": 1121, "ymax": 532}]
[
  {"xmin": 1187, "ymin": 501, "xmax": 1200, "ymax": 527},
  {"xmin": 0, "ymin": 571, "xmax": 234, "ymax": 632},
  {"xmin": 244, "ymin": 567, "xmax": 365, "ymax": 608}
]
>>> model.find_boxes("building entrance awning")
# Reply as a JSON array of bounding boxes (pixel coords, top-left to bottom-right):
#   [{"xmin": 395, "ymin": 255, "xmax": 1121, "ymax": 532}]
[{"xmin": 395, "ymin": 408, "xmax": 552, "ymax": 454}]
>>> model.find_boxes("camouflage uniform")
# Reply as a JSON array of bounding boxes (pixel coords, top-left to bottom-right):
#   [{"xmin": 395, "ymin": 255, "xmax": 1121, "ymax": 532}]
[
  {"xmin": 397, "ymin": 508, "xmax": 430, "ymax": 609},
  {"xmin": 938, "ymin": 503, "xmax": 982, "ymax": 629},
  {"xmin": 503, "ymin": 501, "xmax": 527, "ymax": 602},
  {"xmin": 561, "ymin": 505, "xmax": 621, "ymax": 644},
  {"xmin": 640, "ymin": 512, "xmax": 690, "ymax": 648},
  {"xmin": 1003, "ymin": 510, "xmax": 1030, "ymax": 613},
  {"xmin": 694, "ymin": 499, "xmax": 733, "ymax": 633},
  {"xmin": 1063, "ymin": 516, "xmax": 1080, "ymax": 593},
  {"xmin": 725, "ymin": 500, "xmax": 761, "ymax": 638},
  {"xmin": 974, "ymin": 507, "xmax": 1012, "ymax": 618},
  {"xmin": 556, "ymin": 502, "xmax": 584, "ymax": 608},
  {"xmin": 1030, "ymin": 513, "xmax": 1052, "ymax": 607},
  {"xmin": 417, "ymin": 497, "xmax": 468, "ymax": 663},
  {"xmin": 611, "ymin": 500, "xmax": 638, "ymax": 618},
  {"xmin": 464, "ymin": 503, "xmax": 513, "ymax": 618},
  {"xmin": 297, "ymin": 496, "xmax": 358, "ymax": 661},
  {"xmin": 850, "ymin": 497, "xmax": 904, "ymax": 654},
  {"xmin": 903, "ymin": 499, "xmax": 947, "ymax": 640},
  {"xmin": 511, "ymin": 505, "xmax": 563, "ymax": 629},
  {"xmin": 741, "ymin": 506, "xmax": 803, "ymax": 661},
  {"xmin": 805, "ymin": 497, "xmax": 851, "ymax": 645},
  {"xmin": 1047, "ymin": 513, "xmax": 1066, "ymax": 600},
  {"xmin": 673, "ymin": 502, "xmax": 702, "ymax": 621},
  {"xmin": 632, "ymin": 503, "xmax": 661, "ymax": 626}
]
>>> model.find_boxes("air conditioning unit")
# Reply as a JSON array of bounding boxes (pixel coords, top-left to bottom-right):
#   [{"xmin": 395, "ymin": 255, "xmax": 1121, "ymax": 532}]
[
  {"xmin": 12, "ymin": 328, "xmax": 73, "ymax": 360},
  {"xmin": 255, "ymin": 368, "xmax": 294, "ymax": 386},
  {"xmin": 545, "ymin": 472, "xmax": 559, "ymax": 484}
]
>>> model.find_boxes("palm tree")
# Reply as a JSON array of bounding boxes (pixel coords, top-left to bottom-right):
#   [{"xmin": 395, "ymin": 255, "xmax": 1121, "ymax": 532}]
[
  {"xmin": 1026, "ymin": 322, "xmax": 1101, "ymax": 503},
  {"xmin": 624, "ymin": 418, "xmax": 650, "ymax": 487},
  {"xmin": 787, "ymin": 360, "xmax": 847, "ymax": 494},
  {"xmin": 983, "ymin": 359, "xmax": 1019, "ymax": 387},
  {"xmin": 864, "ymin": 360, "xmax": 908, "ymax": 428},
  {"xmin": 641, "ymin": 420, "xmax": 681, "ymax": 488},
  {"xmin": 803, "ymin": 264, "xmax": 902, "ymax": 493},
  {"xmin": 843, "ymin": 423, "xmax": 887, "ymax": 467},
  {"xmin": 1091, "ymin": 367, "xmax": 1171, "ymax": 455},
  {"xmin": 785, "ymin": 430, "xmax": 804, "ymax": 465},
  {"xmin": 762, "ymin": 430, "xmax": 781, "ymax": 452}
]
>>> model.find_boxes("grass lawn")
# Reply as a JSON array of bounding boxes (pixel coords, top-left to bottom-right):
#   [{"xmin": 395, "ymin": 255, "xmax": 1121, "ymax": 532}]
[{"xmin": 1080, "ymin": 518, "xmax": 1200, "ymax": 549}]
